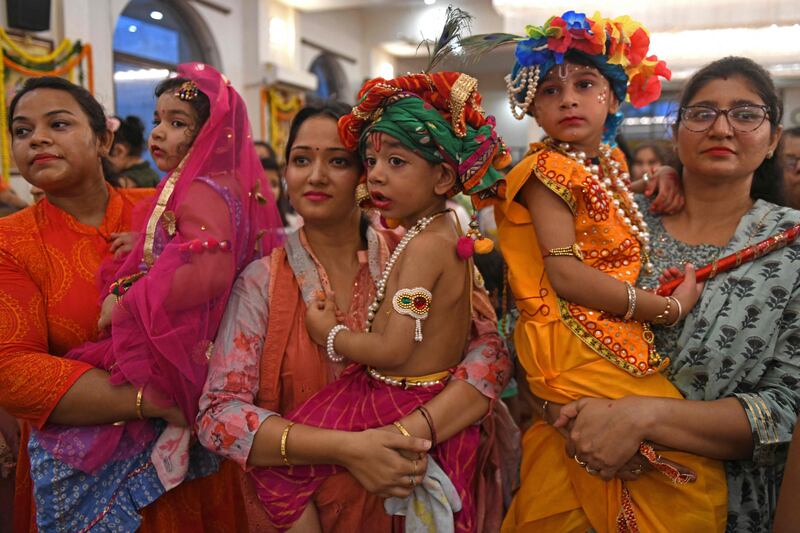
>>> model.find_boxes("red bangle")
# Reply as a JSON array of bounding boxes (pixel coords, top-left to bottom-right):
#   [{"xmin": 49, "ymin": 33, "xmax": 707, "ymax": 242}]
[{"xmin": 416, "ymin": 406, "xmax": 437, "ymax": 448}]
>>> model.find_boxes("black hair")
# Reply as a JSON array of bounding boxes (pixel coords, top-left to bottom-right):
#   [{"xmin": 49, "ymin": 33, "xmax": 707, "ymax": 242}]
[
  {"xmin": 285, "ymin": 102, "xmax": 369, "ymax": 239},
  {"xmin": 674, "ymin": 56, "xmax": 784, "ymax": 204},
  {"xmin": 632, "ymin": 142, "xmax": 668, "ymax": 165},
  {"xmin": 8, "ymin": 76, "xmax": 107, "ymax": 137},
  {"xmin": 260, "ymin": 157, "xmax": 280, "ymax": 173},
  {"xmin": 284, "ymin": 101, "xmax": 353, "ymax": 162},
  {"xmin": 154, "ymin": 77, "xmax": 211, "ymax": 133},
  {"xmin": 260, "ymin": 156, "xmax": 289, "ymax": 226},
  {"xmin": 112, "ymin": 115, "xmax": 147, "ymax": 156},
  {"xmin": 255, "ymin": 141, "xmax": 278, "ymax": 160}
]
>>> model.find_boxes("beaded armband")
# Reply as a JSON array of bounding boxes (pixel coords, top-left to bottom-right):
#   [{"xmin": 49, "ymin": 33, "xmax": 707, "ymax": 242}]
[
  {"xmin": 544, "ymin": 243, "xmax": 583, "ymax": 261},
  {"xmin": 392, "ymin": 287, "xmax": 432, "ymax": 342},
  {"xmin": 108, "ymin": 271, "xmax": 147, "ymax": 297}
]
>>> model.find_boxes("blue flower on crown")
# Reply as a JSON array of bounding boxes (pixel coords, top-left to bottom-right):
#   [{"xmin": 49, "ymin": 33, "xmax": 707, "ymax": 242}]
[
  {"xmin": 515, "ymin": 37, "xmax": 552, "ymax": 67},
  {"xmin": 561, "ymin": 10, "xmax": 590, "ymax": 31}
]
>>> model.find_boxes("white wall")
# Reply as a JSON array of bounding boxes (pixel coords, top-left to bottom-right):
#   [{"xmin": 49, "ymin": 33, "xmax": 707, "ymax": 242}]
[{"xmin": 297, "ymin": 8, "xmax": 365, "ymax": 102}]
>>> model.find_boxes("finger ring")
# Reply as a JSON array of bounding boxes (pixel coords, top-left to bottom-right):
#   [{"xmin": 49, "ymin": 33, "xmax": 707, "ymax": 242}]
[
  {"xmin": 409, "ymin": 475, "xmax": 415, "ymax": 488},
  {"xmin": 585, "ymin": 465, "xmax": 600, "ymax": 475},
  {"xmin": 632, "ymin": 467, "xmax": 643, "ymax": 475},
  {"xmin": 573, "ymin": 454, "xmax": 588, "ymax": 467},
  {"xmin": 412, "ymin": 459, "xmax": 418, "ymax": 477}
]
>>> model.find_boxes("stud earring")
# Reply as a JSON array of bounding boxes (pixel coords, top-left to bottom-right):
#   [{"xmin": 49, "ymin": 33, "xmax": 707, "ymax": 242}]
[{"xmin": 767, "ymin": 150, "xmax": 774, "ymax": 159}]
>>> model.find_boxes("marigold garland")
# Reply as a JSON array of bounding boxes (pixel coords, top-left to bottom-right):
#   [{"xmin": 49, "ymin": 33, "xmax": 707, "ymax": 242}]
[
  {"xmin": 0, "ymin": 27, "xmax": 73, "ymax": 64},
  {"xmin": 260, "ymin": 87, "xmax": 303, "ymax": 163}
]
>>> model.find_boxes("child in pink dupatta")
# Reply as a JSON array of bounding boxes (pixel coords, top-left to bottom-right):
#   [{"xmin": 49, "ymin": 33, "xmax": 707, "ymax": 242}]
[{"xmin": 28, "ymin": 63, "xmax": 283, "ymax": 532}]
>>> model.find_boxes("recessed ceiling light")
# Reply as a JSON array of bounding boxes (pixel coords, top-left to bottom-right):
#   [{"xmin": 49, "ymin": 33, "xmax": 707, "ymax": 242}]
[
  {"xmin": 424, "ymin": 0, "xmax": 436, "ymax": 5},
  {"xmin": 150, "ymin": 10, "xmax": 164, "ymax": 20},
  {"xmin": 128, "ymin": 24, "xmax": 138, "ymax": 32}
]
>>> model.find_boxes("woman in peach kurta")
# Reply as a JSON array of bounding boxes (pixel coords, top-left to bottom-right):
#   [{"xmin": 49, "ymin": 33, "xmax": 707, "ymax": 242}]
[{"xmin": 496, "ymin": 143, "xmax": 727, "ymax": 532}]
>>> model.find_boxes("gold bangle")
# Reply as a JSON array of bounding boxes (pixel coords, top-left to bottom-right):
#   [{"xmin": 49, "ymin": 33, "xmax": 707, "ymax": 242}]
[
  {"xmin": 666, "ymin": 296, "xmax": 683, "ymax": 327},
  {"xmin": 653, "ymin": 296, "xmax": 672, "ymax": 325},
  {"xmin": 544, "ymin": 243, "xmax": 583, "ymax": 261},
  {"xmin": 135, "ymin": 387, "xmax": 145, "ymax": 420},
  {"xmin": 393, "ymin": 420, "xmax": 411, "ymax": 437},
  {"xmin": 280, "ymin": 422, "xmax": 295, "ymax": 466},
  {"xmin": 623, "ymin": 281, "xmax": 637, "ymax": 321}
]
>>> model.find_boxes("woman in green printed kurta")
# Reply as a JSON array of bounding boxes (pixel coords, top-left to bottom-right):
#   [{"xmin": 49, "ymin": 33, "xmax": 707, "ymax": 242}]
[{"xmin": 551, "ymin": 57, "xmax": 798, "ymax": 533}]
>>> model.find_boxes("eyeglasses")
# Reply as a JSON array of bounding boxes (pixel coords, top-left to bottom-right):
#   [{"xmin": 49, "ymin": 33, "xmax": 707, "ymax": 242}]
[
  {"xmin": 786, "ymin": 155, "xmax": 800, "ymax": 168},
  {"xmin": 679, "ymin": 104, "xmax": 770, "ymax": 133}
]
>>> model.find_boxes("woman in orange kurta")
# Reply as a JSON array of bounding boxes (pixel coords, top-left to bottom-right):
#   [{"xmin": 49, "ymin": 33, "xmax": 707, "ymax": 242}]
[{"xmin": 0, "ymin": 77, "xmax": 246, "ymax": 532}]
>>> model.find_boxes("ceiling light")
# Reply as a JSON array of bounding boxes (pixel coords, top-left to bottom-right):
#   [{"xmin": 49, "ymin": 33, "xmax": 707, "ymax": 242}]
[
  {"xmin": 424, "ymin": 0, "xmax": 436, "ymax": 5},
  {"xmin": 114, "ymin": 68, "xmax": 170, "ymax": 81},
  {"xmin": 128, "ymin": 25, "xmax": 137, "ymax": 32},
  {"xmin": 377, "ymin": 62, "xmax": 395, "ymax": 79},
  {"xmin": 269, "ymin": 17, "xmax": 289, "ymax": 46},
  {"xmin": 150, "ymin": 10, "xmax": 164, "ymax": 21}
]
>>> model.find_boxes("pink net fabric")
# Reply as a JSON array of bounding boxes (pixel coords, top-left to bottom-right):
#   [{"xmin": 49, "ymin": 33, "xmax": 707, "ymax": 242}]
[{"xmin": 35, "ymin": 63, "xmax": 283, "ymax": 482}]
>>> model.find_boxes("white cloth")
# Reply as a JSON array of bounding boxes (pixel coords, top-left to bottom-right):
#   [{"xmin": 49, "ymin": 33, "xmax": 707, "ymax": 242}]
[{"xmin": 384, "ymin": 457, "xmax": 462, "ymax": 533}]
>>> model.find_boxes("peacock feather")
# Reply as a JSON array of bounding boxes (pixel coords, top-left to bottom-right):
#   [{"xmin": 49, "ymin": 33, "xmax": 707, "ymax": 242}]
[
  {"xmin": 422, "ymin": 6, "xmax": 473, "ymax": 73},
  {"xmin": 457, "ymin": 33, "xmax": 523, "ymax": 63}
]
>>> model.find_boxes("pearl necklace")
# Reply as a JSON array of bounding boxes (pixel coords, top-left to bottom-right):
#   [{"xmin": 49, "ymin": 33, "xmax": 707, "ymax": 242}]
[
  {"xmin": 554, "ymin": 140, "xmax": 653, "ymax": 272},
  {"xmin": 365, "ymin": 211, "xmax": 447, "ymax": 332}
]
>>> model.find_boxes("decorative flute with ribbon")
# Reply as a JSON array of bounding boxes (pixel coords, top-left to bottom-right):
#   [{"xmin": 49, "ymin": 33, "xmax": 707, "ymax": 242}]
[{"xmin": 656, "ymin": 223, "xmax": 800, "ymax": 296}]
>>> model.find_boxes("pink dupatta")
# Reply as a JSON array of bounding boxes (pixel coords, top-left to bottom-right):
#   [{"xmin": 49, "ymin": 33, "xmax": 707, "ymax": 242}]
[{"xmin": 35, "ymin": 63, "xmax": 283, "ymax": 489}]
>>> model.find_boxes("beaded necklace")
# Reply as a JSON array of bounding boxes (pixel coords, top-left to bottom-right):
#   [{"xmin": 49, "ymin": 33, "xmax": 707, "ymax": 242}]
[
  {"xmin": 365, "ymin": 210, "xmax": 448, "ymax": 332},
  {"xmin": 548, "ymin": 139, "xmax": 653, "ymax": 272}
]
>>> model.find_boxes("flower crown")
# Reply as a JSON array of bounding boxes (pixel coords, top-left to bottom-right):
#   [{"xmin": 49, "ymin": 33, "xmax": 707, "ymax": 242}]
[
  {"xmin": 462, "ymin": 11, "xmax": 670, "ymax": 123},
  {"xmin": 512, "ymin": 11, "xmax": 669, "ymax": 113}
]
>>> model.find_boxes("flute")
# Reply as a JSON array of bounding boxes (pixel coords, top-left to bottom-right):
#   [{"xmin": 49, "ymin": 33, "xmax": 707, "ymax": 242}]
[{"xmin": 656, "ymin": 223, "xmax": 800, "ymax": 296}]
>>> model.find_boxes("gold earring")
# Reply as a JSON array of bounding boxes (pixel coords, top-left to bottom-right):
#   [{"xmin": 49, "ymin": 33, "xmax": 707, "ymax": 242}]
[{"xmin": 767, "ymin": 151, "xmax": 774, "ymax": 159}]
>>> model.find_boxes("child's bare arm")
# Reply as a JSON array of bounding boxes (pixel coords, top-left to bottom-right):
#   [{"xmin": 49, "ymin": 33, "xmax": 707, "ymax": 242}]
[
  {"xmin": 520, "ymin": 178, "xmax": 700, "ymax": 322},
  {"xmin": 306, "ymin": 234, "xmax": 445, "ymax": 369}
]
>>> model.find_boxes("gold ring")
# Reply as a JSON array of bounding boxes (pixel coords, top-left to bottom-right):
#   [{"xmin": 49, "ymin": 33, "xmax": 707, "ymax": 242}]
[
  {"xmin": 412, "ymin": 459, "xmax": 418, "ymax": 477},
  {"xmin": 574, "ymin": 454, "xmax": 587, "ymax": 467}
]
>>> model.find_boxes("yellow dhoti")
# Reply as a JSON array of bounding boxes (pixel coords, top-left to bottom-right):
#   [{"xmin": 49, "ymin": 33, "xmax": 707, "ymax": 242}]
[{"xmin": 497, "ymin": 146, "xmax": 728, "ymax": 532}]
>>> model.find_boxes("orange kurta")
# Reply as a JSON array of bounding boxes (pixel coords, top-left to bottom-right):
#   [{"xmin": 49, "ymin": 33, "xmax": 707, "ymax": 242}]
[
  {"xmin": 497, "ymin": 144, "xmax": 727, "ymax": 533},
  {"xmin": 0, "ymin": 185, "xmax": 246, "ymax": 533}
]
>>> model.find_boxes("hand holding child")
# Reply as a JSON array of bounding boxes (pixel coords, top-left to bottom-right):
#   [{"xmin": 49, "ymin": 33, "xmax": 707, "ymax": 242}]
[
  {"xmin": 109, "ymin": 232, "xmax": 138, "ymax": 259},
  {"xmin": 661, "ymin": 263, "xmax": 704, "ymax": 320},
  {"xmin": 97, "ymin": 294, "xmax": 118, "ymax": 331},
  {"xmin": 645, "ymin": 166, "xmax": 684, "ymax": 215},
  {"xmin": 305, "ymin": 291, "xmax": 339, "ymax": 346}
]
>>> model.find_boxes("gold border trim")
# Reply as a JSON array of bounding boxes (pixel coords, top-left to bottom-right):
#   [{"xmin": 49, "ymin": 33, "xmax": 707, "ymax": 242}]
[
  {"xmin": 557, "ymin": 299, "xmax": 667, "ymax": 377},
  {"xmin": 142, "ymin": 152, "xmax": 189, "ymax": 267}
]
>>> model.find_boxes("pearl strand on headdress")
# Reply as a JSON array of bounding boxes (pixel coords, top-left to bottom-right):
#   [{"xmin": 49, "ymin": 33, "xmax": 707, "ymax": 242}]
[
  {"xmin": 505, "ymin": 65, "xmax": 540, "ymax": 121},
  {"xmin": 365, "ymin": 211, "xmax": 447, "ymax": 332},
  {"xmin": 555, "ymin": 141, "xmax": 653, "ymax": 271}
]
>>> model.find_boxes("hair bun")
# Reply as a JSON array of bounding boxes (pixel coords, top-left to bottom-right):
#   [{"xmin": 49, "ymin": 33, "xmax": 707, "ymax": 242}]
[{"xmin": 123, "ymin": 115, "xmax": 145, "ymax": 136}]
